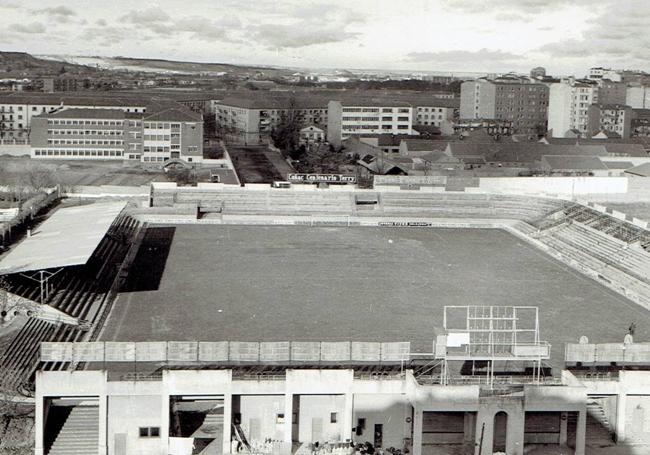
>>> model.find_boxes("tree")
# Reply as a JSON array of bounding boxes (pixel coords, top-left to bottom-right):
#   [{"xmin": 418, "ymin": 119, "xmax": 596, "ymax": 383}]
[
  {"xmin": 298, "ymin": 142, "xmax": 348, "ymax": 173},
  {"xmin": 270, "ymin": 97, "xmax": 301, "ymax": 154},
  {"xmin": 19, "ymin": 165, "xmax": 57, "ymax": 191}
]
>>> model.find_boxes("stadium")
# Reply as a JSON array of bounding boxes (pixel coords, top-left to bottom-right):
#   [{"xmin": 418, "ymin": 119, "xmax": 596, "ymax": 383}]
[{"xmin": 1, "ymin": 177, "xmax": 650, "ymax": 455}]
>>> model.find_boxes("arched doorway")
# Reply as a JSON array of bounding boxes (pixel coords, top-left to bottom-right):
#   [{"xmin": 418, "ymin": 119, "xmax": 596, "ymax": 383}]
[{"xmin": 493, "ymin": 411, "xmax": 508, "ymax": 453}]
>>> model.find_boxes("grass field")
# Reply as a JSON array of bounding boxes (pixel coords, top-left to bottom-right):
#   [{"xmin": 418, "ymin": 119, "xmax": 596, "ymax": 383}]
[{"xmin": 100, "ymin": 225, "xmax": 650, "ymax": 370}]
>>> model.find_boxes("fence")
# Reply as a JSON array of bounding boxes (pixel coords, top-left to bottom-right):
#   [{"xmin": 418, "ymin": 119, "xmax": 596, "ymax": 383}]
[
  {"xmin": 565, "ymin": 342, "xmax": 650, "ymax": 364},
  {"xmin": 41, "ymin": 341, "xmax": 411, "ymax": 363}
]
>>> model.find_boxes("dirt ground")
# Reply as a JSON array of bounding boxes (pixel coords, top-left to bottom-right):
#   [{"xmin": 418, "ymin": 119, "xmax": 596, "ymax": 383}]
[{"xmin": 0, "ymin": 156, "xmax": 166, "ymax": 187}]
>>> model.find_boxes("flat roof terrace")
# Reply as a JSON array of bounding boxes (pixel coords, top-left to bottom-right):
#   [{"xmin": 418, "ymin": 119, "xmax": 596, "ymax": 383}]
[{"xmin": 100, "ymin": 225, "xmax": 650, "ymax": 371}]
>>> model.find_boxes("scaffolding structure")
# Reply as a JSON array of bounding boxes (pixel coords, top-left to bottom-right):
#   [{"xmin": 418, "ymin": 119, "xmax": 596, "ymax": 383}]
[{"xmin": 436, "ymin": 305, "xmax": 550, "ymax": 388}]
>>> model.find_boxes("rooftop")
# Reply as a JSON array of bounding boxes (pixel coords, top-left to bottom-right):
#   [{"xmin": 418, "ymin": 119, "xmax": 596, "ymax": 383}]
[
  {"xmin": 44, "ymin": 108, "xmax": 132, "ymax": 120},
  {"xmin": 0, "ymin": 201, "xmax": 126, "ymax": 275},
  {"xmin": 401, "ymin": 139, "xmax": 446, "ymax": 152},
  {"xmin": 0, "ymin": 91, "xmax": 150, "ymax": 107},
  {"xmin": 144, "ymin": 106, "xmax": 202, "ymax": 122},
  {"xmin": 541, "ymin": 155, "xmax": 608, "ymax": 171}
]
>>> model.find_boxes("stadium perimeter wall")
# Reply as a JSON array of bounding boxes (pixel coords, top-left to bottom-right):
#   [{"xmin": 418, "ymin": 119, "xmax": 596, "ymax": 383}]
[{"xmin": 374, "ymin": 176, "xmax": 628, "ymax": 197}]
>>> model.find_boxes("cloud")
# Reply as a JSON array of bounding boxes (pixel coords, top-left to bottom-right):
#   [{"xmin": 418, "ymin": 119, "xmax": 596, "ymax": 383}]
[
  {"xmin": 538, "ymin": 0, "xmax": 650, "ymax": 66},
  {"xmin": 441, "ymin": 0, "xmax": 594, "ymax": 16},
  {"xmin": 251, "ymin": 23, "xmax": 359, "ymax": 49},
  {"xmin": 34, "ymin": 6, "xmax": 76, "ymax": 16},
  {"xmin": 8, "ymin": 22, "xmax": 46, "ymax": 34},
  {"xmin": 406, "ymin": 48, "xmax": 522, "ymax": 64},
  {"xmin": 120, "ymin": 7, "xmax": 171, "ymax": 25}
]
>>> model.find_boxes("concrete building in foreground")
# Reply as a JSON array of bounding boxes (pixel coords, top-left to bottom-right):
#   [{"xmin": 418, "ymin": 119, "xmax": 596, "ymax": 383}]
[
  {"xmin": 35, "ymin": 366, "xmax": 589, "ymax": 455},
  {"xmin": 30, "ymin": 105, "xmax": 203, "ymax": 162},
  {"xmin": 34, "ymin": 335, "xmax": 650, "ymax": 455},
  {"xmin": 459, "ymin": 76, "xmax": 549, "ymax": 136}
]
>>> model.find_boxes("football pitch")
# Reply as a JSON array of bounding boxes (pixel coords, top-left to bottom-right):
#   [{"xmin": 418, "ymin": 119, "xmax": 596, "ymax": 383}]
[{"xmin": 100, "ymin": 225, "xmax": 650, "ymax": 369}]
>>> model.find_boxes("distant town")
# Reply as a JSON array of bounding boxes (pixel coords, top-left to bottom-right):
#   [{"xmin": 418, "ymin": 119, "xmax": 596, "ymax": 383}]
[{"xmin": 1, "ymin": 51, "xmax": 650, "ymax": 186}]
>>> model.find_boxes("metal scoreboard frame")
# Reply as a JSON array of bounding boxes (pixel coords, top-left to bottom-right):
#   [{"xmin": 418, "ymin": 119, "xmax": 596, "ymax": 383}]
[{"xmin": 437, "ymin": 305, "xmax": 551, "ymax": 387}]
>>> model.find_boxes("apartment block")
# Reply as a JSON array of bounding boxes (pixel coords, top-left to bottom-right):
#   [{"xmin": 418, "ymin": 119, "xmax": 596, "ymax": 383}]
[
  {"xmin": 459, "ymin": 77, "xmax": 549, "ymax": 135},
  {"xmin": 213, "ymin": 95, "xmax": 328, "ymax": 145},
  {"xmin": 411, "ymin": 99, "xmax": 457, "ymax": 127},
  {"xmin": 548, "ymin": 79, "xmax": 599, "ymax": 138},
  {"xmin": 597, "ymin": 79, "xmax": 627, "ymax": 105},
  {"xmin": 327, "ymin": 99, "xmax": 414, "ymax": 148},
  {"xmin": 0, "ymin": 93, "xmax": 148, "ymax": 139},
  {"xmin": 30, "ymin": 105, "xmax": 203, "ymax": 163},
  {"xmin": 587, "ymin": 104, "xmax": 632, "ymax": 139}
]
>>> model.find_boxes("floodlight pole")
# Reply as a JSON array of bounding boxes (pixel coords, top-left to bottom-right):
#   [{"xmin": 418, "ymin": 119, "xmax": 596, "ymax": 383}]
[{"xmin": 39, "ymin": 270, "xmax": 44, "ymax": 304}]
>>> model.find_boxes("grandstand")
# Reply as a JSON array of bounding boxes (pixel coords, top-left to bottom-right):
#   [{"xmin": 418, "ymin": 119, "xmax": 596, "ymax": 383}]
[{"xmin": 0, "ymin": 201, "xmax": 143, "ymax": 393}]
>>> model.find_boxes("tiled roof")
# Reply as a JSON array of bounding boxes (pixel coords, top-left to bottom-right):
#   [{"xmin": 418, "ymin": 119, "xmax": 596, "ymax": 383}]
[
  {"xmin": 542, "ymin": 155, "xmax": 608, "ymax": 171},
  {"xmin": 402, "ymin": 139, "xmax": 446, "ymax": 152},
  {"xmin": 0, "ymin": 91, "xmax": 149, "ymax": 107},
  {"xmin": 144, "ymin": 106, "xmax": 202, "ymax": 122},
  {"xmin": 447, "ymin": 142, "xmax": 612, "ymax": 164}
]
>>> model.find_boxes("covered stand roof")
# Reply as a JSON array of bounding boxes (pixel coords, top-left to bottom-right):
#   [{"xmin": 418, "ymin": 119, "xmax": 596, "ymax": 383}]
[{"xmin": 0, "ymin": 201, "xmax": 127, "ymax": 275}]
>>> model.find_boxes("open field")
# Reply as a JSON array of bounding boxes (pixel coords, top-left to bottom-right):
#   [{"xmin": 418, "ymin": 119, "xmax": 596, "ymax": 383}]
[
  {"xmin": 0, "ymin": 156, "xmax": 166, "ymax": 187},
  {"xmin": 101, "ymin": 225, "xmax": 650, "ymax": 370},
  {"xmin": 228, "ymin": 147, "xmax": 285, "ymax": 183}
]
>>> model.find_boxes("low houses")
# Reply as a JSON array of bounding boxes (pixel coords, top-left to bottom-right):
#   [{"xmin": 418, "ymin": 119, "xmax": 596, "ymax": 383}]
[
  {"xmin": 299, "ymin": 125, "xmax": 325, "ymax": 146},
  {"xmin": 540, "ymin": 155, "xmax": 610, "ymax": 176}
]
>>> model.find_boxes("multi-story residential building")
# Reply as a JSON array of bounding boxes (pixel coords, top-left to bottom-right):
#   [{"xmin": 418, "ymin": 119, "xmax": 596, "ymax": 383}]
[
  {"xmin": 587, "ymin": 67, "xmax": 622, "ymax": 82},
  {"xmin": 626, "ymin": 86, "xmax": 650, "ymax": 109},
  {"xmin": 596, "ymin": 79, "xmax": 627, "ymax": 105},
  {"xmin": 402, "ymin": 95, "xmax": 458, "ymax": 128},
  {"xmin": 327, "ymin": 99, "xmax": 414, "ymax": 148},
  {"xmin": 459, "ymin": 76, "xmax": 549, "ymax": 136},
  {"xmin": 631, "ymin": 109, "xmax": 650, "ymax": 137},
  {"xmin": 548, "ymin": 79, "xmax": 599, "ymax": 138},
  {"xmin": 40, "ymin": 77, "xmax": 89, "ymax": 93},
  {"xmin": 587, "ymin": 104, "xmax": 632, "ymax": 139},
  {"xmin": 0, "ymin": 93, "xmax": 148, "ymax": 139},
  {"xmin": 213, "ymin": 95, "xmax": 329, "ymax": 145},
  {"xmin": 30, "ymin": 105, "xmax": 203, "ymax": 163}
]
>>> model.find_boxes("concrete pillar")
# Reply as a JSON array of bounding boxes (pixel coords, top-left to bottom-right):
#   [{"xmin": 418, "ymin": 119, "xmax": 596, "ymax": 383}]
[
  {"xmin": 34, "ymin": 393, "xmax": 44, "ymax": 455},
  {"xmin": 615, "ymin": 392, "xmax": 627, "ymax": 443},
  {"xmin": 284, "ymin": 393, "xmax": 294, "ymax": 444},
  {"xmin": 463, "ymin": 412, "xmax": 475, "ymax": 443},
  {"xmin": 161, "ymin": 393, "xmax": 170, "ymax": 455},
  {"xmin": 222, "ymin": 393, "xmax": 233, "ymax": 454},
  {"xmin": 474, "ymin": 410, "xmax": 493, "ymax": 455},
  {"xmin": 506, "ymin": 409, "xmax": 525, "ymax": 455},
  {"xmin": 559, "ymin": 412, "xmax": 568, "ymax": 446},
  {"xmin": 98, "ymin": 393, "xmax": 108, "ymax": 455},
  {"xmin": 342, "ymin": 393, "xmax": 354, "ymax": 443},
  {"xmin": 412, "ymin": 406, "xmax": 423, "ymax": 455},
  {"xmin": 575, "ymin": 409, "xmax": 586, "ymax": 455}
]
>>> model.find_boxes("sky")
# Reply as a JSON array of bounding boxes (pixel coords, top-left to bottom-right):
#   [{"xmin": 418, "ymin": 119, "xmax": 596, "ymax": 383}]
[{"xmin": 1, "ymin": 0, "xmax": 649, "ymax": 76}]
